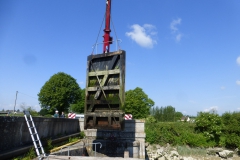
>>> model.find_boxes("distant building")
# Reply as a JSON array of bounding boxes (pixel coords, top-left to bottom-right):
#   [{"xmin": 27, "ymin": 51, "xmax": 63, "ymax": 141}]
[{"xmin": 181, "ymin": 116, "xmax": 190, "ymax": 122}]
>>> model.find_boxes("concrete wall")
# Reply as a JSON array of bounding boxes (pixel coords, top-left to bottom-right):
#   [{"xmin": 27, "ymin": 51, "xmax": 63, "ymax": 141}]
[
  {"xmin": 84, "ymin": 120, "xmax": 146, "ymax": 159},
  {"xmin": 0, "ymin": 116, "xmax": 80, "ymax": 152}
]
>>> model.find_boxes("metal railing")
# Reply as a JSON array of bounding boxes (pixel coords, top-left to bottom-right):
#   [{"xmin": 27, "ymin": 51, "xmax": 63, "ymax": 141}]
[
  {"xmin": 85, "ymin": 142, "xmax": 102, "ymax": 157},
  {"xmin": 92, "ymin": 39, "xmax": 122, "ymax": 54},
  {"xmin": 47, "ymin": 142, "xmax": 102, "ymax": 158}
]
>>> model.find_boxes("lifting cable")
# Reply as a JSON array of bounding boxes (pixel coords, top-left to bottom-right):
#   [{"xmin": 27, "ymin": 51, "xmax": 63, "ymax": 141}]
[
  {"xmin": 88, "ymin": 10, "xmax": 121, "ymax": 126},
  {"xmin": 110, "ymin": 15, "xmax": 121, "ymax": 51},
  {"xmin": 91, "ymin": 13, "xmax": 105, "ymax": 55},
  {"xmin": 91, "ymin": 11, "xmax": 121, "ymax": 54}
]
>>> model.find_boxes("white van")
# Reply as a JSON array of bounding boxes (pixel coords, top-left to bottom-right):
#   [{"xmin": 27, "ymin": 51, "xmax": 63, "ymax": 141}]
[{"xmin": 75, "ymin": 114, "xmax": 84, "ymax": 119}]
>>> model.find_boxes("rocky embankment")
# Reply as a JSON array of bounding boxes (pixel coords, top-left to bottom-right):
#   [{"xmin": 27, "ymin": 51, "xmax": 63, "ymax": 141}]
[{"xmin": 145, "ymin": 143, "xmax": 240, "ymax": 160}]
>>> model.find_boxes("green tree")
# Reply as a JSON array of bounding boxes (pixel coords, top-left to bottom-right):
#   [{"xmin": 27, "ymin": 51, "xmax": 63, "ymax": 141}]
[
  {"xmin": 70, "ymin": 89, "xmax": 85, "ymax": 113},
  {"xmin": 151, "ymin": 106, "xmax": 163, "ymax": 122},
  {"xmin": 28, "ymin": 108, "xmax": 39, "ymax": 116},
  {"xmin": 39, "ymin": 108, "xmax": 49, "ymax": 116},
  {"xmin": 195, "ymin": 112, "xmax": 222, "ymax": 146},
  {"xmin": 38, "ymin": 72, "xmax": 81, "ymax": 114},
  {"xmin": 151, "ymin": 106, "xmax": 182, "ymax": 122},
  {"xmin": 124, "ymin": 87, "xmax": 154, "ymax": 119},
  {"xmin": 222, "ymin": 112, "xmax": 240, "ymax": 149},
  {"xmin": 163, "ymin": 106, "xmax": 175, "ymax": 122},
  {"xmin": 20, "ymin": 103, "xmax": 39, "ymax": 116},
  {"xmin": 175, "ymin": 111, "xmax": 183, "ymax": 121}
]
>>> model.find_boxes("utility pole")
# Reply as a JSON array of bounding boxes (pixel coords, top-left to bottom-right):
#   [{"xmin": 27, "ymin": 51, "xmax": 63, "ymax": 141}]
[{"xmin": 14, "ymin": 91, "xmax": 18, "ymax": 113}]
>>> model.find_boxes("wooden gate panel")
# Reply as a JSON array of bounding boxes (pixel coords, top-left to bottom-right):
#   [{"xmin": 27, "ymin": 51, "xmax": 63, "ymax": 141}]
[{"xmin": 84, "ymin": 50, "xmax": 126, "ymax": 130}]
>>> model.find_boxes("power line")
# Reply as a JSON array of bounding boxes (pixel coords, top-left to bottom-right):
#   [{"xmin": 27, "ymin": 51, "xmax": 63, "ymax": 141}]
[{"xmin": 18, "ymin": 91, "xmax": 38, "ymax": 100}]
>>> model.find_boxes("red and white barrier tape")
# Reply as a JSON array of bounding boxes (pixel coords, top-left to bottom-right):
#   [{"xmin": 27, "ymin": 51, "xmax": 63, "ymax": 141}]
[
  {"xmin": 68, "ymin": 113, "xmax": 76, "ymax": 119},
  {"xmin": 124, "ymin": 114, "xmax": 132, "ymax": 120}
]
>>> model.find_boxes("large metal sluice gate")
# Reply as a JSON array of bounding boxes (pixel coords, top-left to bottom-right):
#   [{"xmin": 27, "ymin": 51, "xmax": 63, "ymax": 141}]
[{"xmin": 84, "ymin": 50, "xmax": 126, "ymax": 130}]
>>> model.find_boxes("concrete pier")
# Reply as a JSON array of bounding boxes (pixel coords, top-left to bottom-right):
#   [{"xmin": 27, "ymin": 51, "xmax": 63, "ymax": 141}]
[{"xmin": 83, "ymin": 120, "xmax": 146, "ymax": 159}]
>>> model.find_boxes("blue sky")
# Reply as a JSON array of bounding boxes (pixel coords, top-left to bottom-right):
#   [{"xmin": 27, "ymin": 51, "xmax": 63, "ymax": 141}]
[{"xmin": 1, "ymin": 0, "xmax": 240, "ymax": 116}]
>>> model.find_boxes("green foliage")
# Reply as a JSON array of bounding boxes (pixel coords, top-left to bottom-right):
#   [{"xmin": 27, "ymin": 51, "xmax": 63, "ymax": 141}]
[
  {"xmin": 13, "ymin": 147, "xmax": 36, "ymax": 160},
  {"xmin": 30, "ymin": 110, "xmax": 39, "ymax": 116},
  {"xmin": 150, "ymin": 106, "xmax": 182, "ymax": 122},
  {"xmin": 12, "ymin": 147, "xmax": 36, "ymax": 160},
  {"xmin": 145, "ymin": 116, "xmax": 157, "ymax": 123},
  {"xmin": 145, "ymin": 126, "xmax": 158, "ymax": 144},
  {"xmin": 145, "ymin": 121, "xmax": 209, "ymax": 147},
  {"xmin": 39, "ymin": 108, "xmax": 49, "ymax": 116},
  {"xmin": 175, "ymin": 111, "xmax": 184, "ymax": 121},
  {"xmin": 195, "ymin": 112, "xmax": 222, "ymax": 145},
  {"xmin": 38, "ymin": 72, "xmax": 81, "ymax": 114},
  {"xmin": 68, "ymin": 137, "xmax": 79, "ymax": 143},
  {"xmin": 70, "ymin": 89, "xmax": 85, "ymax": 113},
  {"xmin": 44, "ymin": 139, "xmax": 53, "ymax": 152},
  {"xmin": 79, "ymin": 131, "xmax": 85, "ymax": 139},
  {"xmin": 222, "ymin": 112, "xmax": 240, "ymax": 134},
  {"xmin": 44, "ymin": 114, "xmax": 53, "ymax": 118},
  {"xmin": 145, "ymin": 111, "xmax": 240, "ymax": 149},
  {"xmin": 20, "ymin": 103, "xmax": 39, "ymax": 116},
  {"xmin": 225, "ymin": 133, "xmax": 240, "ymax": 149},
  {"xmin": 222, "ymin": 112, "xmax": 240, "ymax": 149},
  {"xmin": 26, "ymin": 107, "xmax": 39, "ymax": 117},
  {"xmin": 25, "ymin": 147, "xmax": 36, "ymax": 159},
  {"xmin": 177, "ymin": 146, "xmax": 207, "ymax": 157},
  {"xmin": 124, "ymin": 87, "xmax": 154, "ymax": 119}
]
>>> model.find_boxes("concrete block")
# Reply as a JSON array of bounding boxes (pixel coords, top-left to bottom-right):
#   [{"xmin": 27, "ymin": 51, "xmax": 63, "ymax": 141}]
[
  {"xmin": 79, "ymin": 118, "xmax": 84, "ymax": 131},
  {"xmin": 124, "ymin": 120, "xmax": 145, "ymax": 132},
  {"xmin": 135, "ymin": 132, "xmax": 146, "ymax": 138},
  {"xmin": 124, "ymin": 150, "xmax": 129, "ymax": 158}
]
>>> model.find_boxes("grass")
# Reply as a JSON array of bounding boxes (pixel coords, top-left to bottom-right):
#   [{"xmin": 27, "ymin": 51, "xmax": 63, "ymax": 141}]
[
  {"xmin": 69, "ymin": 137, "xmax": 79, "ymax": 143},
  {"xmin": 12, "ymin": 147, "xmax": 36, "ymax": 160},
  {"xmin": 177, "ymin": 145, "xmax": 207, "ymax": 157}
]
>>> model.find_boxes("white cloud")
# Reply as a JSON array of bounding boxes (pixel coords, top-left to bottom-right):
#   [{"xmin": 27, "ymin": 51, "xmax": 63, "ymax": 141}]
[
  {"xmin": 236, "ymin": 80, "xmax": 240, "ymax": 86},
  {"xmin": 126, "ymin": 24, "xmax": 157, "ymax": 48},
  {"xmin": 170, "ymin": 18, "xmax": 181, "ymax": 33},
  {"xmin": 175, "ymin": 33, "xmax": 183, "ymax": 42},
  {"xmin": 236, "ymin": 56, "xmax": 240, "ymax": 65},
  {"xmin": 203, "ymin": 106, "xmax": 219, "ymax": 113},
  {"xmin": 237, "ymin": 108, "xmax": 240, "ymax": 111},
  {"xmin": 170, "ymin": 18, "xmax": 183, "ymax": 42}
]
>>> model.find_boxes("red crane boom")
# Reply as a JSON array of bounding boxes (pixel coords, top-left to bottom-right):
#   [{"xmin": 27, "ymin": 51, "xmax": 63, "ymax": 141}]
[{"xmin": 103, "ymin": 0, "xmax": 112, "ymax": 53}]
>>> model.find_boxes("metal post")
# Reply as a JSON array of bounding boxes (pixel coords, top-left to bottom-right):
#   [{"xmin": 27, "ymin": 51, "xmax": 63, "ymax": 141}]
[
  {"xmin": 95, "ymin": 143, "xmax": 96, "ymax": 157},
  {"xmin": 14, "ymin": 91, "xmax": 18, "ymax": 113}
]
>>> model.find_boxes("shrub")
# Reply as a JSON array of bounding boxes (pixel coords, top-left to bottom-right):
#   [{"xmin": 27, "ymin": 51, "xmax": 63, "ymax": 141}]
[
  {"xmin": 222, "ymin": 112, "xmax": 240, "ymax": 134},
  {"xmin": 195, "ymin": 112, "xmax": 222, "ymax": 145},
  {"xmin": 79, "ymin": 131, "xmax": 85, "ymax": 139},
  {"xmin": 44, "ymin": 114, "xmax": 53, "ymax": 118},
  {"xmin": 145, "ymin": 121, "xmax": 158, "ymax": 144}
]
